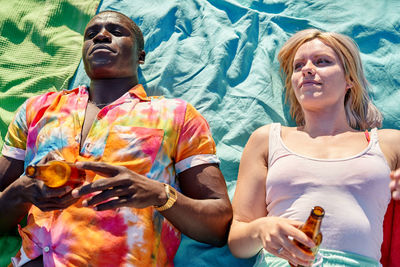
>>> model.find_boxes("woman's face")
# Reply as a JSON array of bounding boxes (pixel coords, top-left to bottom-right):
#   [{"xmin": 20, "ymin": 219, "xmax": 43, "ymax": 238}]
[{"xmin": 291, "ymin": 38, "xmax": 350, "ymax": 111}]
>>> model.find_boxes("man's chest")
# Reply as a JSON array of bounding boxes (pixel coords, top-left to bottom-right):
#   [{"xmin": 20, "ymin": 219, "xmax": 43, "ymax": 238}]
[{"xmin": 28, "ymin": 102, "xmax": 180, "ymax": 172}]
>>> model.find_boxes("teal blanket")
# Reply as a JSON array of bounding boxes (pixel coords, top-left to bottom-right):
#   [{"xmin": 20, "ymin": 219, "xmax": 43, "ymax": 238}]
[
  {"xmin": 70, "ymin": 1, "xmax": 400, "ymax": 264},
  {"xmin": 1, "ymin": 0, "xmax": 399, "ymax": 266}
]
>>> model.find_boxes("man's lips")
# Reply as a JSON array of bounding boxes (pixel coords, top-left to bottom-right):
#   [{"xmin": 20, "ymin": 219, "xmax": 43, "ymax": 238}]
[{"xmin": 89, "ymin": 45, "xmax": 115, "ymax": 55}]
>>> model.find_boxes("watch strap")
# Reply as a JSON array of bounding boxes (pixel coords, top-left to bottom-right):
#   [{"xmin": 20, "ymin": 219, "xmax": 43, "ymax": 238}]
[{"xmin": 154, "ymin": 183, "xmax": 178, "ymax": 211}]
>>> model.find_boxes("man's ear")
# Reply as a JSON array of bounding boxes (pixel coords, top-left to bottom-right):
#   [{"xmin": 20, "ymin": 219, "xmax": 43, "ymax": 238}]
[{"xmin": 138, "ymin": 50, "xmax": 146, "ymax": 64}]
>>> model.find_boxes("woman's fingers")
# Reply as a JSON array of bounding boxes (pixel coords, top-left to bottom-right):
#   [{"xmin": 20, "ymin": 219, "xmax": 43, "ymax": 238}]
[
  {"xmin": 390, "ymin": 169, "xmax": 400, "ymax": 200},
  {"xmin": 263, "ymin": 218, "xmax": 315, "ymax": 266}
]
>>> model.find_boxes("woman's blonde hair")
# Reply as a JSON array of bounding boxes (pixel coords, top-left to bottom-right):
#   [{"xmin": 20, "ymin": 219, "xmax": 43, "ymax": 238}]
[{"xmin": 277, "ymin": 29, "xmax": 382, "ymax": 130}]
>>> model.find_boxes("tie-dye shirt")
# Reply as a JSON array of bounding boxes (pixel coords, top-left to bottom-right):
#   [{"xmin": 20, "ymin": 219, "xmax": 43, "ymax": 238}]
[{"xmin": 2, "ymin": 84, "xmax": 219, "ymax": 267}]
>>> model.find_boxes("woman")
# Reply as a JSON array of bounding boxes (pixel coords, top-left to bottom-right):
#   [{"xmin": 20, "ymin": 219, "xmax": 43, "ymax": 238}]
[{"xmin": 227, "ymin": 29, "xmax": 400, "ymax": 266}]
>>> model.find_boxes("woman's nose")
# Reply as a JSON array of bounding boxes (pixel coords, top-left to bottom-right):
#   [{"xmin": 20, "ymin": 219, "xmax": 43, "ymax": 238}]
[{"xmin": 302, "ymin": 61, "xmax": 315, "ymax": 75}]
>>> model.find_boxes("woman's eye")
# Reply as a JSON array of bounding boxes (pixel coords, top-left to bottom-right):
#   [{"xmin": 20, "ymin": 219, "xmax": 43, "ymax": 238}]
[
  {"xmin": 294, "ymin": 63, "xmax": 303, "ymax": 70},
  {"xmin": 316, "ymin": 58, "xmax": 331, "ymax": 64}
]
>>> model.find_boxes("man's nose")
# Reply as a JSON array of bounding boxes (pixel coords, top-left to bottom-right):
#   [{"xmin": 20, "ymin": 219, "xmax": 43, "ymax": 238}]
[{"xmin": 94, "ymin": 29, "xmax": 111, "ymax": 43}]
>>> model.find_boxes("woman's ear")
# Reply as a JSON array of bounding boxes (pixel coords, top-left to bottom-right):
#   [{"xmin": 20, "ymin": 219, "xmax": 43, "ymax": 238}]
[{"xmin": 345, "ymin": 77, "xmax": 353, "ymax": 90}]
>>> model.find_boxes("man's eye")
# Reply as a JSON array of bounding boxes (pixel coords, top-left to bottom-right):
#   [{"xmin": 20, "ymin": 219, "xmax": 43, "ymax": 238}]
[
  {"xmin": 86, "ymin": 31, "xmax": 97, "ymax": 39},
  {"xmin": 112, "ymin": 30, "xmax": 123, "ymax": 36}
]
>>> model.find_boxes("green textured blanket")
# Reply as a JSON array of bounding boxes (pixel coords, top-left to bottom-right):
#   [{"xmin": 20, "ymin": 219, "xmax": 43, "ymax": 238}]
[
  {"xmin": 0, "ymin": 0, "xmax": 99, "ymax": 149},
  {"xmin": 0, "ymin": 1, "xmax": 99, "ymax": 266}
]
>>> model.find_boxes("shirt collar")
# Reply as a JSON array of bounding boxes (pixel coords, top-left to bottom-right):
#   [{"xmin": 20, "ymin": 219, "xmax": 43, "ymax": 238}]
[
  {"xmin": 72, "ymin": 84, "xmax": 151, "ymax": 105},
  {"xmin": 129, "ymin": 84, "xmax": 151, "ymax": 101}
]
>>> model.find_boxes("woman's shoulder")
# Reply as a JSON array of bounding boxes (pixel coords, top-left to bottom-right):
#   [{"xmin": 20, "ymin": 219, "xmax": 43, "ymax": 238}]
[
  {"xmin": 377, "ymin": 128, "xmax": 400, "ymax": 142},
  {"xmin": 377, "ymin": 128, "xmax": 400, "ymax": 169},
  {"xmin": 251, "ymin": 123, "xmax": 278, "ymax": 139},
  {"xmin": 250, "ymin": 123, "xmax": 297, "ymax": 139}
]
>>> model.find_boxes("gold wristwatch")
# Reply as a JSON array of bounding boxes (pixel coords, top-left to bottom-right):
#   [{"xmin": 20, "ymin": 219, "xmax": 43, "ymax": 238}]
[{"xmin": 155, "ymin": 183, "xmax": 178, "ymax": 211}]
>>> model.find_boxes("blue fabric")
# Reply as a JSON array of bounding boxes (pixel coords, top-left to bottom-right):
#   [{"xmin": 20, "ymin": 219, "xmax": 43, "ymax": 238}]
[
  {"xmin": 68, "ymin": 0, "xmax": 400, "ymax": 266},
  {"xmin": 255, "ymin": 249, "xmax": 380, "ymax": 267}
]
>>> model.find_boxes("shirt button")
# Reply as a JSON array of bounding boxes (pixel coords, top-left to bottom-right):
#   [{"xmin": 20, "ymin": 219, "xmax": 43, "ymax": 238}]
[{"xmin": 43, "ymin": 246, "xmax": 50, "ymax": 253}]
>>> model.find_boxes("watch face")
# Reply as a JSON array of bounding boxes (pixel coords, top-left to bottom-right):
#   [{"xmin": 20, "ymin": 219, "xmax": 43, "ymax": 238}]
[
  {"xmin": 155, "ymin": 184, "xmax": 177, "ymax": 211},
  {"xmin": 168, "ymin": 185, "xmax": 178, "ymax": 199},
  {"xmin": 166, "ymin": 184, "xmax": 171, "ymax": 198}
]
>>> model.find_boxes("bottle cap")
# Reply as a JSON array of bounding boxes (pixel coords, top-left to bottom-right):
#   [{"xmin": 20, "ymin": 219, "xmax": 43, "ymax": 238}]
[{"xmin": 312, "ymin": 206, "xmax": 325, "ymax": 217}]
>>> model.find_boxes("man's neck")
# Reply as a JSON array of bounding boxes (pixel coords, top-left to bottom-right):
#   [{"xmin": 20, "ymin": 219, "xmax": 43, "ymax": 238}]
[{"xmin": 89, "ymin": 77, "xmax": 138, "ymax": 106}]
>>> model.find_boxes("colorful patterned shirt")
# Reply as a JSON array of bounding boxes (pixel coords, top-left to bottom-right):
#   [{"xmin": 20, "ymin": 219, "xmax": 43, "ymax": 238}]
[{"xmin": 2, "ymin": 84, "xmax": 219, "ymax": 267}]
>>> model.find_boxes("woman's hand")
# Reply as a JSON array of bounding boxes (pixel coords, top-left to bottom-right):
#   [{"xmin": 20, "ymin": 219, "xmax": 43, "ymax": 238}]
[
  {"xmin": 252, "ymin": 216, "xmax": 316, "ymax": 266},
  {"xmin": 71, "ymin": 161, "xmax": 165, "ymax": 211},
  {"xmin": 390, "ymin": 169, "xmax": 400, "ymax": 200}
]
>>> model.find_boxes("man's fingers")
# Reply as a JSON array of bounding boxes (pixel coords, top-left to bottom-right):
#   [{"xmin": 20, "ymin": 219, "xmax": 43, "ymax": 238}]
[
  {"xmin": 75, "ymin": 161, "xmax": 120, "ymax": 177},
  {"xmin": 72, "ymin": 178, "xmax": 129, "ymax": 198},
  {"xmin": 94, "ymin": 197, "xmax": 130, "ymax": 211},
  {"xmin": 83, "ymin": 187, "xmax": 132, "ymax": 206},
  {"xmin": 42, "ymin": 185, "xmax": 73, "ymax": 198},
  {"xmin": 34, "ymin": 197, "xmax": 78, "ymax": 211}
]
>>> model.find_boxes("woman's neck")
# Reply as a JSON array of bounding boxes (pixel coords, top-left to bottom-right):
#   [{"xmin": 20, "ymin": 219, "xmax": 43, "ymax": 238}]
[{"xmin": 301, "ymin": 108, "xmax": 354, "ymax": 137}]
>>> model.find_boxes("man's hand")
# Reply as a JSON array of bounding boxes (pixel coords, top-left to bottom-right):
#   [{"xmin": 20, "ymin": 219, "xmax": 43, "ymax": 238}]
[
  {"xmin": 16, "ymin": 175, "xmax": 76, "ymax": 211},
  {"xmin": 71, "ymin": 161, "xmax": 165, "ymax": 211}
]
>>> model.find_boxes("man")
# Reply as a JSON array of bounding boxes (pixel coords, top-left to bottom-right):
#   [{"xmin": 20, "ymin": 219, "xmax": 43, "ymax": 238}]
[{"xmin": 0, "ymin": 10, "xmax": 232, "ymax": 266}]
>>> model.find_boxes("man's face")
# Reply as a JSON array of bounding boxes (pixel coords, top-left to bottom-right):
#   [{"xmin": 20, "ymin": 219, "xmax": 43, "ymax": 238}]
[{"xmin": 82, "ymin": 12, "xmax": 140, "ymax": 79}]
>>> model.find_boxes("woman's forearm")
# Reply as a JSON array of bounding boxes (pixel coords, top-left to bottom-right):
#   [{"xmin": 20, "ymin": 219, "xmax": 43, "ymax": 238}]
[{"xmin": 228, "ymin": 219, "xmax": 264, "ymax": 258}]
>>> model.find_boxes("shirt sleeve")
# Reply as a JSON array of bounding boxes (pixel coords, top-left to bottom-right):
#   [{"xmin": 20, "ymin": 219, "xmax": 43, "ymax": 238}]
[
  {"xmin": 174, "ymin": 102, "xmax": 220, "ymax": 173},
  {"xmin": 1, "ymin": 101, "xmax": 28, "ymax": 160}
]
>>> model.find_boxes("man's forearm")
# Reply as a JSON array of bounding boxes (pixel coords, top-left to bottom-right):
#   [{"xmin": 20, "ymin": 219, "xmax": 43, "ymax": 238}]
[
  {"xmin": 0, "ymin": 183, "xmax": 31, "ymax": 234},
  {"xmin": 160, "ymin": 195, "xmax": 232, "ymax": 247}
]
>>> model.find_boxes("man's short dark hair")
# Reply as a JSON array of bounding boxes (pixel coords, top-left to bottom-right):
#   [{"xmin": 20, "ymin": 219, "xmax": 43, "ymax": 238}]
[{"xmin": 97, "ymin": 10, "xmax": 144, "ymax": 53}]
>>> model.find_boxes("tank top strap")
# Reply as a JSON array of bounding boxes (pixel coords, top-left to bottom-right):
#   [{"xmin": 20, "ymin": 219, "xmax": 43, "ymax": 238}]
[
  {"xmin": 368, "ymin": 127, "xmax": 384, "ymax": 156},
  {"xmin": 369, "ymin": 127, "xmax": 378, "ymax": 143},
  {"xmin": 268, "ymin": 123, "xmax": 282, "ymax": 166}
]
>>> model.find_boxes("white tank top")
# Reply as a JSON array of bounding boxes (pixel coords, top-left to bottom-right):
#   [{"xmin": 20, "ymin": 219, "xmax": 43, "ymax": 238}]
[{"xmin": 266, "ymin": 123, "xmax": 391, "ymax": 261}]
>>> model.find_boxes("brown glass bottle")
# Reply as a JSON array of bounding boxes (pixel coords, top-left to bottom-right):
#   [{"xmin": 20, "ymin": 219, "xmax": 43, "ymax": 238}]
[
  {"xmin": 289, "ymin": 206, "xmax": 325, "ymax": 267},
  {"xmin": 26, "ymin": 160, "xmax": 85, "ymax": 188}
]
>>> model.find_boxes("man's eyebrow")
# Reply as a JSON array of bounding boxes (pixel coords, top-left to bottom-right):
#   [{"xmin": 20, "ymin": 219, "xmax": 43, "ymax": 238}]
[
  {"xmin": 106, "ymin": 23, "xmax": 131, "ymax": 32},
  {"xmin": 85, "ymin": 24, "xmax": 99, "ymax": 33}
]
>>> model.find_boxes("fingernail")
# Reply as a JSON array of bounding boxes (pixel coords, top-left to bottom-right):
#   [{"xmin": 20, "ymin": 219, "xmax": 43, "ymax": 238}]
[
  {"xmin": 93, "ymin": 206, "xmax": 98, "ymax": 211},
  {"xmin": 71, "ymin": 189, "xmax": 79, "ymax": 198},
  {"xmin": 82, "ymin": 200, "xmax": 88, "ymax": 207}
]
